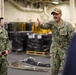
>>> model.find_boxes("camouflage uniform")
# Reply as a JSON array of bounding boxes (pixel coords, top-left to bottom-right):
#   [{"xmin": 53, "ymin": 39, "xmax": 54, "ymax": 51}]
[
  {"xmin": 0, "ymin": 26, "xmax": 9, "ymax": 75},
  {"xmin": 40, "ymin": 20, "xmax": 74, "ymax": 75}
]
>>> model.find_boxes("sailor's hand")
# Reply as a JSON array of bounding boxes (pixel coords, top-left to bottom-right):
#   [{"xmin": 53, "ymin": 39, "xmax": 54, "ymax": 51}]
[
  {"xmin": 3, "ymin": 50, "xmax": 9, "ymax": 55},
  {"xmin": 35, "ymin": 18, "xmax": 41, "ymax": 27},
  {"xmin": 0, "ymin": 52, "xmax": 2, "ymax": 56}
]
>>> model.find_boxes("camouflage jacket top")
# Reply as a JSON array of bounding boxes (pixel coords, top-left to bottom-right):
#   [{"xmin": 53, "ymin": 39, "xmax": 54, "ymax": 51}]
[
  {"xmin": 0, "ymin": 26, "xmax": 9, "ymax": 51},
  {"xmin": 40, "ymin": 20, "xmax": 74, "ymax": 47}
]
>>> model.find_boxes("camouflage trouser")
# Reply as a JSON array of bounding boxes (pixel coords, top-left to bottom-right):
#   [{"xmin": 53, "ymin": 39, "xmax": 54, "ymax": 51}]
[
  {"xmin": 50, "ymin": 46, "xmax": 67, "ymax": 75},
  {"xmin": 0, "ymin": 55, "xmax": 8, "ymax": 75}
]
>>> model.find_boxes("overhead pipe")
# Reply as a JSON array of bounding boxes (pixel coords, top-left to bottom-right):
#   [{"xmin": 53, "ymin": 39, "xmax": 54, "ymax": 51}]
[
  {"xmin": 8, "ymin": 0, "xmax": 43, "ymax": 12},
  {"xmin": 44, "ymin": 6, "xmax": 50, "ymax": 19},
  {"xmin": 8, "ymin": 0, "xmax": 50, "ymax": 21}
]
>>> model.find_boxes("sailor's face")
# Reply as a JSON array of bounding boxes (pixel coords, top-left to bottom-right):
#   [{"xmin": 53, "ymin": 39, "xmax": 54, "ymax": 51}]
[{"xmin": 52, "ymin": 13, "xmax": 62, "ymax": 22}]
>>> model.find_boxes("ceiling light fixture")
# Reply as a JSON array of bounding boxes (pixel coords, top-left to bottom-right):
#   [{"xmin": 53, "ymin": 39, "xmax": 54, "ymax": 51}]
[{"xmin": 51, "ymin": 0, "xmax": 59, "ymax": 5}]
